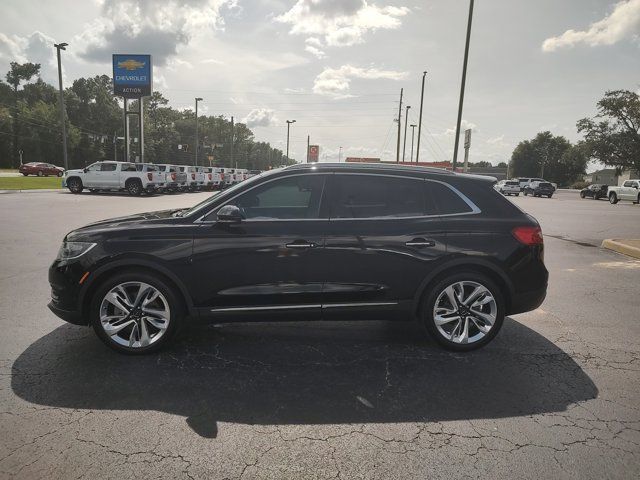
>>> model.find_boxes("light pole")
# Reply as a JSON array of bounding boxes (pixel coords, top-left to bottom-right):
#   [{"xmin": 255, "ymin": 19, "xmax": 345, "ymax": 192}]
[
  {"xmin": 452, "ymin": 0, "xmax": 475, "ymax": 169},
  {"xmin": 338, "ymin": 146, "xmax": 342, "ymax": 162},
  {"xmin": 409, "ymin": 124, "xmax": 417, "ymax": 162},
  {"xmin": 402, "ymin": 105, "xmax": 411, "ymax": 162},
  {"xmin": 54, "ymin": 42, "xmax": 69, "ymax": 171},
  {"xmin": 194, "ymin": 97, "xmax": 203, "ymax": 166},
  {"xmin": 286, "ymin": 119, "xmax": 296, "ymax": 160},
  {"xmin": 416, "ymin": 71, "xmax": 427, "ymax": 162}
]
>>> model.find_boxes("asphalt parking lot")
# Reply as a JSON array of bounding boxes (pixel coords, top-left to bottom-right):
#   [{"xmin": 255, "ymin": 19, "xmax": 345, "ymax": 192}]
[{"xmin": 1, "ymin": 189, "xmax": 639, "ymax": 479}]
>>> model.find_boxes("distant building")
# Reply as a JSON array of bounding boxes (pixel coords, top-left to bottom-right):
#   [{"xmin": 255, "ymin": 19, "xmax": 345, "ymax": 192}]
[
  {"xmin": 345, "ymin": 157, "xmax": 381, "ymax": 163},
  {"xmin": 590, "ymin": 169, "xmax": 619, "ymax": 186}
]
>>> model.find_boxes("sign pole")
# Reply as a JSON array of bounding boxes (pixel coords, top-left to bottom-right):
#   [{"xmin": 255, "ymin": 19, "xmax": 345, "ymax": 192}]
[
  {"xmin": 138, "ymin": 98, "xmax": 144, "ymax": 163},
  {"xmin": 463, "ymin": 128, "xmax": 471, "ymax": 172},
  {"xmin": 123, "ymin": 98, "xmax": 129, "ymax": 163}
]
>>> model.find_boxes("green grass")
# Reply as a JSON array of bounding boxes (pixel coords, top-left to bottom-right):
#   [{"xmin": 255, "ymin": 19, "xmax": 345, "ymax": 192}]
[{"xmin": 0, "ymin": 176, "xmax": 63, "ymax": 190}]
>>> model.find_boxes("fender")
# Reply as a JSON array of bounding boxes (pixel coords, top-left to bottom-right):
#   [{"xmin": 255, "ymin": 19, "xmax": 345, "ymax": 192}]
[
  {"xmin": 411, "ymin": 255, "xmax": 515, "ymax": 315},
  {"xmin": 76, "ymin": 255, "xmax": 197, "ymax": 319}
]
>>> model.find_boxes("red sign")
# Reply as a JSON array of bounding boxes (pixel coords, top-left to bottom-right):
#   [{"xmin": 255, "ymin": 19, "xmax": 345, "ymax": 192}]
[{"xmin": 308, "ymin": 145, "xmax": 319, "ymax": 162}]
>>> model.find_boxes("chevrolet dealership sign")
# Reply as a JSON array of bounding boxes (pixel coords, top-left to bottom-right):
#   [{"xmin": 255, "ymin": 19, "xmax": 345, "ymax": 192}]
[{"xmin": 112, "ymin": 54, "xmax": 152, "ymax": 98}]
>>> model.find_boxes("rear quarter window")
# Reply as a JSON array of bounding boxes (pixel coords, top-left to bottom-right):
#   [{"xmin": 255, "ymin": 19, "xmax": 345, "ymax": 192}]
[{"xmin": 427, "ymin": 181, "xmax": 474, "ymax": 215}]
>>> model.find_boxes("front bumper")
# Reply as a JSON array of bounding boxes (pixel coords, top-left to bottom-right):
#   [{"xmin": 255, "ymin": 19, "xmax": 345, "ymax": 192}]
[{"xmin": 47, "ymin": 301, "xmax": 84, "ymax": 325}]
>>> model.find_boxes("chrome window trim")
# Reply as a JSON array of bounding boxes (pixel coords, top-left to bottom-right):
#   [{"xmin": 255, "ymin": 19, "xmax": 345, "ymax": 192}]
[
  {"xmin": 322, "ymin": 301, "xmax": 398, "ymax": 308},
  {"xmin": 194, "ymin": 171, "xmax": 481, "ymax": 224}
]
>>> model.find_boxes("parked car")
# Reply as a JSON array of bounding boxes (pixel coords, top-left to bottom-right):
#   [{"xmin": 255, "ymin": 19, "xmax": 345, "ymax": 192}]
[
  {"xmin": 156, "ymin": 164, "xmax": 187, "ymax": 193},
  {"xmin": 580, "ymin": 184, "xmax": 608, "ymax": 200},
  {"xmin": 224, "ymin": 168, "xmax": 235, "ymax": 187},
  {"xmin": 494, "ymin": 180, "xmax": 521, "ymax": 196},
  {"xmin": 607, "ymin": 179, "xmax": 640, "ymax": 204},
  {"xmin": 186, "ymin": 166, "xmax": 206, "ymax": 191},
  {"xmin": 64, "ymin": 162, "xmax": 161, "ymax": 195},
  {"xmin": 19, "ymin": 162, "xmax": 64, "ymax": 177},
  {"xmin": 524, "ymin": 181, "xmax": 554, "ymax": 198},
  {"xmin": 203, "ymin": 167, "xmax": 224, "ymax": 190},
  {"xmin": 517, "ymin": 177, "xmax": 544, "ymax": 191},
  {"xmin": 48, "ymin": 163, "xmax": 548, "ymax": 354}
]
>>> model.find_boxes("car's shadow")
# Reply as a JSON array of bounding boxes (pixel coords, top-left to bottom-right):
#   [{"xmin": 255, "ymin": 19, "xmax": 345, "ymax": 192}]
[{"xmin": 12, "ymin": 319, "xmax": 597, "ymax": 438}]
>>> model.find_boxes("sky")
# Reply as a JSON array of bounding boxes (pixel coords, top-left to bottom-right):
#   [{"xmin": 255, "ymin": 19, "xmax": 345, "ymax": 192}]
[{"xmin": 0, "ymin": 0, "xmax": 639, "ymax": 169}]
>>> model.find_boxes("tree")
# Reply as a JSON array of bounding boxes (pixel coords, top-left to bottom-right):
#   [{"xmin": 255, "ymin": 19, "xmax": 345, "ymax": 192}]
[
  {"xmin": 509, "ymin": 131, "xmax": 587, "ymax": 186},
  {"xmin": 577, "ymin": 90, "xmax": 640, "ymax": 175},
  {"xmin": 497, "ymin": 162, "xmax": 508, "ymax": 168},
  {"xmin": 5, "ymin": 62, "xmax": 41, "ymax": 92}
]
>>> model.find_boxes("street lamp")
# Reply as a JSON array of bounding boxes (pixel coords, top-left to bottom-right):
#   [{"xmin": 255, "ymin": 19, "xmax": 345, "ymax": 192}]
[
  {"xmin": 338, "ymin": 146, "xmax": 343, "ymax": 162},
  {"xmin": 402, "ymin": 105, "xmax": 411, "ymax": 162},
  {"xmin": 54, "ymin": 42, "xmax": 69, "ymax": 171},
  {"xmin": 409, "ymin": 124, "xmax": 417, "ymax": 163},
  {"xmin": 194, "ymin": 97, "xmax": 203, "ymax": 166},
  {"xmin": 286, "ymin": 119, "xmax": 296, "ymax": 160}
]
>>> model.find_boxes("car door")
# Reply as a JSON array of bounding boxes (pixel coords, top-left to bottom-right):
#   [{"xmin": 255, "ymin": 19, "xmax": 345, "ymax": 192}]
[
  {"xmin": 97, "ymin": 162, "xmax": 120, "ymax": 188},
  {"xmin": 190, "ymin": 172, "xmax": 329, "ymax": 320},
  {"xmin": 321, "ymin": 173, "xmax": 447, "ymax": 321}
]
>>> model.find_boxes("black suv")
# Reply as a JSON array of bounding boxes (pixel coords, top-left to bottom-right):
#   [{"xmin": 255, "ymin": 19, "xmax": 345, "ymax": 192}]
[
  {"xmin": 580, "ymin": 184, "xmax": 608, "ymax": 200},
  {"xmin": 524, "ymin": 181, "xmax": 554, "ymax": 198},
  {"xmin": 49, "ymin": 163, "xmax": 548, "ymax": 354}
]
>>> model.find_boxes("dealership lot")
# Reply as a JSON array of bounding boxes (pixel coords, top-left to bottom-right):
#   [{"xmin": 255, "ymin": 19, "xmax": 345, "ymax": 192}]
[{"xmin": 0, "ymin": 189, "xmax": 639, "ymax": 479}]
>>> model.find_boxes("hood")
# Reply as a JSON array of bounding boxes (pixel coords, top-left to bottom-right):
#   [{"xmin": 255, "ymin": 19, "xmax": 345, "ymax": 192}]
[
  {"xmin": 66, "ymin": 209, "xmax": 179, "ymax": 240},
  {"xmin": 65, "ymin": 168, "xmax": 84, "ymax": 175}
]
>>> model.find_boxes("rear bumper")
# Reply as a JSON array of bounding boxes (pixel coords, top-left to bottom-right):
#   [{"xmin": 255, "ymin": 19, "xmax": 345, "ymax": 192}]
[{"xmin": 508, "ymin": 284, "xmax": 547, "ymax": 315}]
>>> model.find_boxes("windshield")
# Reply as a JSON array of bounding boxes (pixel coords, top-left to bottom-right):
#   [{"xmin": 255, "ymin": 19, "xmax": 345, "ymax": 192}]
[{"xmin": 179, "ymin": 170, "xmax": 277, "ymax": 218}]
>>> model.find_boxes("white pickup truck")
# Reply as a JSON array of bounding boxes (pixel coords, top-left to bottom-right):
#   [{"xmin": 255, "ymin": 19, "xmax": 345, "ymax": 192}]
[
  {"xmin": 64, "ymin": 162, "xmax": 162, "ymax": 195},
  {"xmin": 156, "ymin": 164, "xmax": 188, "ymax": 193},
  {"xmin": 203, "ymin": 167, "xmax": 224, "ymax": 190},
  {"xmin": 608, "ymin": 179, "xmax": 640, "ymax": 205}
]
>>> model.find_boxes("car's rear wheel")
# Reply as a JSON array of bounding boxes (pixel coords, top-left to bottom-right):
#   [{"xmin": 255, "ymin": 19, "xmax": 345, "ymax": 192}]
[
  {"xmin": 37, "ymin": 170, "xmax": 43, "ymax": 177},
  {"xmin": 422, "ymin": 272, "xmax": 505, "ymax": 351},
  {"xmin": 126, "ymin": 179, "xmax": 142, "ymax": 196},
  {"xmin": 22, "ymin": 172, "xmax": 28, "ymax": 176},
  {"xmin": 67, "ymin": 177, "xmax": 83, "ymax": 194},
  {"xmin": 580, "ymin": 191, "xmax": 585, "ymax": 198},
  {"xmin": 91, "ymin": 271, "xmax": 182, "ymax": 354},
  {"xmin": 609, "ymin": 193, "xmax": 618, "ymax": 204}
]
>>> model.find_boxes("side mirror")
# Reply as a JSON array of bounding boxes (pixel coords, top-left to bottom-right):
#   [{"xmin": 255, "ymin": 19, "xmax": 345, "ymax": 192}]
[
  {"xmin": 216, "ymin": 204, "xmax": 244, "ymax": 224},
  {"xmin": 83, "ymin": 168, "xmax": 88, "ymax": 173}
]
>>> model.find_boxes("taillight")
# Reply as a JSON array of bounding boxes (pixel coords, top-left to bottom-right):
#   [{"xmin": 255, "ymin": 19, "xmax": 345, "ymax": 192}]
[
  {"xmin": 512, "ymin": 226, "xmax": 543, "ymax": 245},
  {"xmin": 171, "ymin": 172, "xmax": 176, "ymax": 181},
  {"xmin": 147, "ymin": 172, "xmax": 152, "ymax": 181},
  {"xmin": 191, "ymin": 173, "xmax": 195, "ymax": 180},
  {"xmin": 221, "ymin": 173, "xmax": 225, "ymax": 180},
  {"xmin": 208, "ymin": 173, "xmax": 212, "ymax": 180}
]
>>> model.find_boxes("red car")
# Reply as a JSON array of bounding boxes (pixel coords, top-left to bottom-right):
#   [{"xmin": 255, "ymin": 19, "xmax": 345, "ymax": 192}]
[{"xmin": 18, "ymin": 162, "xmax": 65, "ymax": 177}]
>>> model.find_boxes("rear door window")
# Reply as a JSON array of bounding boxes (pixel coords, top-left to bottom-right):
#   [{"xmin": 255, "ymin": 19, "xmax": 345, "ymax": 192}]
[{"xmin": 328, "ymin": 174, "xmax": 426, "ymax": 219}]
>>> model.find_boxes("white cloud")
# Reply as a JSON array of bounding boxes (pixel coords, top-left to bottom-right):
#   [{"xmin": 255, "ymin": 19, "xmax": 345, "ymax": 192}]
[
  {"xmin": 0, "ymin": 31, "xmax": 62, "ymax": 84},
  {"xmin": 76, "ymin": 0, "xmax": 233, "ymax": 65},
  {"xmin": 444, "ymin": 119, "xmax": 477, "ymax": 136},
  {"xmin": 313, "ymin": 64, "xmax": 407, "ymax": 97},
  {"xmin": 275, "ymin": 0, "xmax": 409, "ymax": 48},
  {"xmin": 305, "ymin": 45, "xmax": 326, "ymax": 58},
  {"xmin": 0, "ymin": 33, "xmax": 27, "ymax": 64},
  {"xmin": 200, "ymin": 58, "xmax": 225, "ymax": 65},
  {"xmin": 542, "ymin": 0, "xmax": 640, "ymax": 52},
  {"xmin": 242, "ymin": 108, "xmax": 278, "ymax": 127},
  {"xmin": 304, "ymin": 37, "xmax": 326, "ymax": 58}
]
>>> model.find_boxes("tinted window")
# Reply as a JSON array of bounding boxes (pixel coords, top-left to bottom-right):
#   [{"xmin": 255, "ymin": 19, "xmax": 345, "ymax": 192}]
[
  {"xmin": 99, "ymin": 163, "xmax": 117, "ymax": 172},
  {"xmin": 329, "ymin": 174, "xmax": 425, "ymax": 219},
  {"xmin": 506, "ymin": 181, "xmax": 519, "ymax": 186},
  {"xmin": 229, "ymin": 174, "xmax": 326, "ymax": 220},
  {"xmin": 121, "ymin": 163, "xmax": 136, "ymax": 172},
  {"xmin": 428, "ymin": 181, "xmax": 474, "ymax": 215}
]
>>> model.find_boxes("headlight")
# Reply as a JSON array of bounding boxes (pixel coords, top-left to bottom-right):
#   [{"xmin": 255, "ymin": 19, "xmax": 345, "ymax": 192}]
[{"xmin": 56, "ymin": 241, "xmax": 96, "ymax": 261}]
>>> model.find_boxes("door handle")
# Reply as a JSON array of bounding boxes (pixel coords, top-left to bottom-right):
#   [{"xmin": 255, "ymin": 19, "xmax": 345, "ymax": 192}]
[
  {"xmin": 405, "ymin": 238, "xmax": 436, "ymax": 248},
  {"xmin": 285, "ymin": 241, "xmax": 317, "ymax": 249}
]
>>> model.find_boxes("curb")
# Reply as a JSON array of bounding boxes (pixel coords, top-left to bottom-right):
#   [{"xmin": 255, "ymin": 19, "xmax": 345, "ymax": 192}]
[
  {"xmin": 601, "ymin": 239, "xmax": 640, "ymax": 260},
  {"xmin": 0, "ymin": 189, "xmax": 63, "ymax": 194}
]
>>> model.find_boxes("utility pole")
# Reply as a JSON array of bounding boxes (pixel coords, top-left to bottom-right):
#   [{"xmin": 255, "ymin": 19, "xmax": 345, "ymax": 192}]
[
  {"xmin": 123, "ymin": 99, "xmax": 130, "ymax": 162},
  {"xmin": 416, "ymin": 71, "xmax": 427, "ymax": 163},
  {"xmin": 54, "ymin": 42, "xmax": 69, "ymax": 170},
  {"xmin": 286, "ymin": 119, "xmax": 296, "ymax": 160},
  {"xmin": 138, "ymin": 98, "xmax": 144, "ymax": 163},
  {"xmin": 194, "ymin": 97, "xmax": 202, "ymax": 166},
  {"xmin": 409, "ymin": 124, "xmax": 417, "ymax": 162},
  {"xmin": 338, "ymin": 146, "xmax": 342, "ymax": 162},
  {"xmin": 452, "ymin": 0, "xmax": 474, "ymax": 170},
  {"xmin": 306, "ymin": 134, "xmax": 310, "ymax": 163},
  {"xmin": 395, "ymin": 88, "xmax": 403, "ymax": 163},
  {"xmin": 402, "ymin": 105, "xmax": 411, "ymax": 162},
  {"xmin": 229, "ymin": 116, "xmax": 234, "ymax": 167}
]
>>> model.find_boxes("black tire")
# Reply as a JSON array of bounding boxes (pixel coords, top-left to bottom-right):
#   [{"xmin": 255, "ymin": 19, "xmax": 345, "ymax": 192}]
[
  {"xmin": 90, "ymin": 270, "xmax": 183, "ymax": 354},
  {"xmin": 547, "ymin": 195, "xmax": 552, "ymax": 198},
  {"xmin": 580, "ymin": 191, "xmax": 585, "ymax": 198},
  {"xmin": 37, "ymin": 170, "xmax": 43, "ymax": 177},
  {"xmin": 515, "ymin": 193, "xmax": 519, "ymax": 196},
  {"xmin": 67, "ymin": 177, "xmax": 83, "ymax": 194},
  {"xmin": 524, "ymin": 191, "xmax": 528, "ymax": 196},
  {"xmin": 421, "ymin": 272, "xmax": 505, "ymax": 352},
  {"xmin": 22, "ymin": 172, "xmax": 28, "ymax": 176},
  {"xmin": 609, "ymin": 193, "xmax": 618, "ymax": 204},
  {"xmin": 126, "ymin": 178, "xmax": 143, "ymax": 196},
  {"xmin": 57, "ymin": 171, "xmax": 63, "ymax": 177}
]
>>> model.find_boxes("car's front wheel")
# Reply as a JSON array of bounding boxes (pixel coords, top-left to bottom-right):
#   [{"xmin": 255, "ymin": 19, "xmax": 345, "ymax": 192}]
[
  {"xmin": 609, "ymin": 193, "xmax": 618, "ymax": 204},
  {"xmin": 90, "ymin": 271, "xmax": 182, "ymax": 354},
  {"xmin": 422, "ymin": 272, "xmax": 505, "ymax": 351},
  {"xmin": 57, "ymin": 171, "xmax": 63, "ymax": 177},
  {"xmin": 22, "ymin": 172, "xmax": 28, "ymax": 176},
  {"xmin": 67, "ymin": 177, "xmax": 83, "ymax": 194},
  {"xmin": 126, "ymin": 179, "xmax": 142, "ymax": 196}
]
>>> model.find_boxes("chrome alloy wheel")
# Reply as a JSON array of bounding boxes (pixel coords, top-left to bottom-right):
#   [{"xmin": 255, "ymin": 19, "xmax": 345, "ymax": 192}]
[
  {"xmin": 99, "ymin": 281, "xmax": 171, "ymax": 348},
  {"xmin": 432, "ymin": 281, "xmax": 498, "ymax": 344}
]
